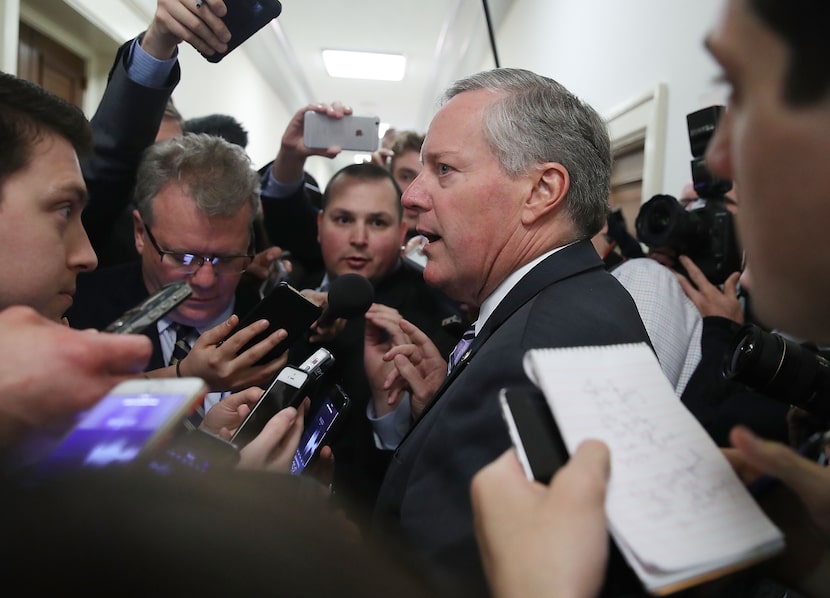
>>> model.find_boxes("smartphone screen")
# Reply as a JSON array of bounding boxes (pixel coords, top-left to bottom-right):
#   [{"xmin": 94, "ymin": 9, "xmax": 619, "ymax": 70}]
[
  {"xmin": 234, "ymin": 282, "xmax": 322, "ymax": 366},
  {"xmin": 290, "ymin": 384, "xmax": 350, "ymax": 475},
  {"xmin": 499, "ymin": 387, "xmax": 569, "ymax": 483},
  {"xmin": 231, "ymin": 367, "xmax": 309, "ymax": 448},
  {"xmin": 37, "ymin": 379, "xmax": 207, "ymax": 477}
]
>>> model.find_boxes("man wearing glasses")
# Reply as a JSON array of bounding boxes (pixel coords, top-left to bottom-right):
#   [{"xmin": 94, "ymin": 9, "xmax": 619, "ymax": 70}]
[{"xmin": 68, "ymin": 133, "xmax": 288, "ymax": 413}]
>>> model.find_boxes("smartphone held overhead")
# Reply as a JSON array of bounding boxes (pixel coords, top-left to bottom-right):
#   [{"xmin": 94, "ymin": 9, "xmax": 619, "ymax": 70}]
[
  {"xmin": 200, "ymin": 0, "xmax": 283, "ymax": 63},
  {"xmin": 303, "ymin": 112, "xmax": 381, "ymax": 152}
]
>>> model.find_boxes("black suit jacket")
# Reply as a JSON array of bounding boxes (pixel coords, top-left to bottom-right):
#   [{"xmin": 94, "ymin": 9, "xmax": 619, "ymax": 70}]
[
  {"xmin": 67, "ymin": 261, "xmax": 260, "ymax": 371},
  {"xmin": 81, "ymin": 37, "xmax": 180, "ymax": 268},
  {"xmin": 373, "ymin": 241, "xmax": 652, "ymax": 596}
]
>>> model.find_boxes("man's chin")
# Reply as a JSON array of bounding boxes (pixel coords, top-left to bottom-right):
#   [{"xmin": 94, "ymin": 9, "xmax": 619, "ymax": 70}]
[{"xmin": 174, "ymin": 303, "xmax": 225, "ymax": 328}]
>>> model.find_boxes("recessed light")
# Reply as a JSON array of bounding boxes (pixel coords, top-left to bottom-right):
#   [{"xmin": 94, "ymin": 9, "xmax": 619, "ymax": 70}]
[{"xmin": 322, "ymin": 50, "xmax": 406, "ymax": 81}]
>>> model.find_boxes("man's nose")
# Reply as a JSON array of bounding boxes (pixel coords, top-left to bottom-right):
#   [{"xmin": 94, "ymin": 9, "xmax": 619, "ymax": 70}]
[
  {"xmin": 350, "ymin": 223, "xmax": 369, "ymax": 245},
  {"xmin": 188, "ymin": 259, "xmax": 218, "ymax": 287},
  {"xmin": 705, "ymin": 109, "xmax": 733, "ymax": 181}
]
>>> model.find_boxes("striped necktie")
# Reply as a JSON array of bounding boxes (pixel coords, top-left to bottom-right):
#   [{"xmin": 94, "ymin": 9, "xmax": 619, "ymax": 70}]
[
  {"xmin": 447, "ymin": 326, "xmax": 475, "ymax": 373},
  {"xmin": 168, "ymin": 323, "xmax": 195, "ymax": 369},
  {"xmin": 167, "ymin": 323, "xmax": 204, "ymax": 429}
]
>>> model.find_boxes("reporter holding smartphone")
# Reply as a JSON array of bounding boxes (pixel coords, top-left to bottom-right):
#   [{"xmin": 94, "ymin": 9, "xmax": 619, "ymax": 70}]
[{"xmin": 69, "ymin": 134, "xmax": 293, "ymax": 418}]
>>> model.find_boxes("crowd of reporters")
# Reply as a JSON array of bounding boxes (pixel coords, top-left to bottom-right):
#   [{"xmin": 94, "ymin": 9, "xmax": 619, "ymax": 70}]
[{"xmin": 2, "ymin": 0, "xmax": 830, "ymax": 596}]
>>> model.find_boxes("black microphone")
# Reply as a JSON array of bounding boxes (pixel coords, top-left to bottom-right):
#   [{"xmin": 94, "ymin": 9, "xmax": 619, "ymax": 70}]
[{"xmin": 317, "ymin": 273, "xmax": 374, "ymax": 327}]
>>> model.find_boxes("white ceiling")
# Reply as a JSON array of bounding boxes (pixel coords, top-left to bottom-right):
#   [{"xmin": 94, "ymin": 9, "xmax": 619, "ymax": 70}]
[{"xmin": 121, "ymin": 0, "xmax": 516, "ymax": 133}]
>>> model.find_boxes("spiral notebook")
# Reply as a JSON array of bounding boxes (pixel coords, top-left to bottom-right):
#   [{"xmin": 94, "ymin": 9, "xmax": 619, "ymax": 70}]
[{"xmin": 523, "ymin": 342, "xmax": 785, "ymax": 595}]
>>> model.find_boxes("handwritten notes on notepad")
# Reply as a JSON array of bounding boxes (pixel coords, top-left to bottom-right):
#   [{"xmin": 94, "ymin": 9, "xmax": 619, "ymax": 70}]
[{"xmin": 523, "ymin": 342, "xmax": 784, "ymax": 595}]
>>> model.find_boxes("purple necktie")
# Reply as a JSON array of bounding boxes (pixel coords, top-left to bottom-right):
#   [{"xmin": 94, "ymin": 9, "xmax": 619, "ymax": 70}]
[{"xmin": 448, "ymin": 326, "xmax": 475, "ymax": 373}]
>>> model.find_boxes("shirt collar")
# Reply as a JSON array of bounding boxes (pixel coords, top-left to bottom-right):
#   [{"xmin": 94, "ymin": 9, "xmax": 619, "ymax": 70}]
[{"xmin": 475, "ymin": 243, "xmax": 575, "ymax": 335}]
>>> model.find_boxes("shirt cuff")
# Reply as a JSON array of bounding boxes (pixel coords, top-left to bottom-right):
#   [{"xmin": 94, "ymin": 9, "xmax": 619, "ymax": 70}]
[
  {"xmin": 126, "ymin": 36, "xmax": 178, "ymax": 89},
  {"xmin": 367, "ymin": 393, "xmax": 412, "ymax": 450},
  {"xmin": 262, "ymin": 169, "xmax": 305, "ymax": 199}
]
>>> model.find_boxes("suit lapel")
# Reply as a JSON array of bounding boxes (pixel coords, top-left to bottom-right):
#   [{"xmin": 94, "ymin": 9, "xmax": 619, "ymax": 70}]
[{"xmin": 398, "ymin": 241, "xmax": 605, "ymax": 445}]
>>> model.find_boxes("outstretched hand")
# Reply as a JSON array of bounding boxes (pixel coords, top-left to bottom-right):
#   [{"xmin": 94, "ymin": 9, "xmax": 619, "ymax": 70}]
[
  {"xmin": 143, "ymin": 0, "xmax": 230, "ymax": 59},
  {"xmin": 471, "ymin": 441, "xmax": 611, "ymax": 598},
  {"xmin": 675, "ymin": 255, "xmax": 743, "ymax": 322},
  {"xmin": 176, "ymin": 315, "xmax": 288, "ymax": 392}
]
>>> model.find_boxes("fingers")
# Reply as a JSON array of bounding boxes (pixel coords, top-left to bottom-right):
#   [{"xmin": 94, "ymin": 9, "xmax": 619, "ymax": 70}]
[
  {"xmin": 678, "ymin": 255, "xmax": 711, "ymax": 291},
  {"xmin": 723, "ymin": 271, "xmax": 741, "ymax": 297},
  {"xmin": 150, "ymin": 0, "xmax": 230, "ymax": 57},
  {"xmin": 729, "ymin": 426, "xmax": 830, "ymax": 505},
  {"xmin": 223, "ymin": 386, "xmax": 263, "ymax": 410},
  {"xmin": 399, "ymin": 318, "xmax": 443, "ymax": 359},
  {"xmin": 472, "ymin": 449, "xmax": 532, "ymax": 500},
  {"xmin": 94, "ymin": 332, "xmax": 153, "ymax": 374},
  {"xmin": 237, "ymin": 406, "xmax": 301, "ymax": 473}
]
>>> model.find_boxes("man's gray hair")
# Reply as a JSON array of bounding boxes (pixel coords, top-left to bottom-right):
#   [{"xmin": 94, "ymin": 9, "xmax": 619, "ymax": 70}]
[
  {"xmin": 134, "ymin": 133, "xmax": 260, "ymax": 227},
  {"xmin": 441, "ymin": 68, "xmax": 611, "ymax": 238}
]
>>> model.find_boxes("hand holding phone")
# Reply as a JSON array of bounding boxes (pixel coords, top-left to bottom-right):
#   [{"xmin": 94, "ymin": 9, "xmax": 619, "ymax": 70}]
[
  {"xmin": 290, "ymin": 383, "xmax": 350, "ymax": 475},
  {"xmin": 200, "ymin": 0, "xmax": 283, "ymax": 63},
  {"xmin": 36, "ymin": 378, "xmax": 208, "ymax": 479},
  {"xmin": 231, "ymin": 349, "xmax": 336, "ymax": 447},
  {"xmin": 499, "ymin": 387, "xmax": 569, "ymax": 483},
  {"xmin": 231, "ymin": 366, "xmax": 310, "ymax": 448},
  {"xmin": 232, "ymin": 282, "xmax": 322, "ymax": 365}
]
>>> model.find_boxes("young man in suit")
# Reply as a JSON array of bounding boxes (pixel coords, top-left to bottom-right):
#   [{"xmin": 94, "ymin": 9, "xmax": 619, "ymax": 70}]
[
  {"xmin": 368, "ymin": 68, "xmax": 651, "ymax": 595},
  {"xmin": 0, "ymin": 72, "xmax": 152, "ymax": 446}
]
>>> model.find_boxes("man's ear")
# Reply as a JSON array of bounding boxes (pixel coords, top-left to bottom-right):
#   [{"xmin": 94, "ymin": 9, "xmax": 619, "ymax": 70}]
[
  {"xmin": 522, "ymin": 162, "xmax": 570, "ymax": 226},
  {"xmin": 133, "ymin": 210, "xmax": 145, "ymax": 255}
]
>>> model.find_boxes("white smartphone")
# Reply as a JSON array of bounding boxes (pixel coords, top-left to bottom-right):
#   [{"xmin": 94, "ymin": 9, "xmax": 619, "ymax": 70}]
[
  {"xmin": 498, "ymin": 387, "xmax": 569, "ymax": 483},
  {"xmin": 303, "ymin": 112, "xmax": 380, "ymax": 152},
  {"xmin": 38, "ymin": 378, "xmax": 208, "ymax": 476},
  {"xmin": 231, "ymin": 366, "xmax": 310, "ymax": 448}
]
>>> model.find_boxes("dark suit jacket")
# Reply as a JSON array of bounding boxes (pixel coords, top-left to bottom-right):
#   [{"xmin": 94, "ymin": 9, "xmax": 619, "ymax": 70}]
[
  {"xmin": 373, "ymin": 241, "xmax": 652, "ymax": 596},
  {"xmin": 81, "ymin": 37, "xmax": 180, "ymax": 268},
  {"xmin": 67, "ymin": 261, "xmax": 260, "ymax": 371},
  {"xmin": 257, "ymin": 166, "xmax": 324, "ymax": 276},
  {"xmin": 289, "ymin": 263, "xmax": 462, "ymax": 526}
]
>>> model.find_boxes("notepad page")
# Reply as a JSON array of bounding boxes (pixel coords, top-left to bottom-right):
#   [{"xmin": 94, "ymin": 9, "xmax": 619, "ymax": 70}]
[{"xmin": 524, "ymin": 343, "xmax": 784, "ymax": 580}]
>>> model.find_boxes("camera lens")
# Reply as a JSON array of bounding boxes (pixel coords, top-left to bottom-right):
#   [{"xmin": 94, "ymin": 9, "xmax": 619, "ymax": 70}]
[
  {"xmin": 636, "ymin": 194, "xmax": 687, "ymax": 248},
  {"xmin": 724, "ymin": 324, "xmax": 830, "ymax": 422}
]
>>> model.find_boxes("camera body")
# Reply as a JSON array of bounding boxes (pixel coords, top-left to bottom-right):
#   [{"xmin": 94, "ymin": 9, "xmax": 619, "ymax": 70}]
[{"xmin": 635, "ymin": 106, "xmax": 742, "ymax": 284}]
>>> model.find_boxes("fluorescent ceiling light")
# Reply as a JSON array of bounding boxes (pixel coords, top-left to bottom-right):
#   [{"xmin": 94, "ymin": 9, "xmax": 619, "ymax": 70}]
[{"xmin": 322, "ymin": 50, "xmax": 406, "ymax": 81}]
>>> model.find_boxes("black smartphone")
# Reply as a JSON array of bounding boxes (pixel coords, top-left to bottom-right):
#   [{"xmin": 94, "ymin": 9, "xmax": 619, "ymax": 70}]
[
  {"xmin": 498, "ymin": 386, "xmax": 569, "ymax": 483},
  {"xmin": 104, "ymin": 281, "xmax": 192, "ymax": 334},
  {"xmin": 233, "ymin": 281, "xmax": 322, "ymax": 365},
  {"xmin": 230, "ymin": 365, "xmax": 311, "ymax": 448},
  {"xmin": 201, "ymin": 0, "xmax": 283, "ymax": 63},
  {"xmin": 290, "ymin": 383, "xmax": 350, "ymax": 476}
]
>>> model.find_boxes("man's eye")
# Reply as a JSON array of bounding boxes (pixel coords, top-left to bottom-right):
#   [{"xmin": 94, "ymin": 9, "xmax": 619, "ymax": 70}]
[{"xmin": 438, "ymin": 164, "xmax": 451, "ymax": 175}]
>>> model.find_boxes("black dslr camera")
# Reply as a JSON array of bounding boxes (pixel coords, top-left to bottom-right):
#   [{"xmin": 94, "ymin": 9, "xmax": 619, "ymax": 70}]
[
  {"xmin": 635, "ymin": 106, "xmax": 742, "ymax": 284},
  {"xmin": 724, "ymin": 323, "xmax": 830, "ymax": 424}
]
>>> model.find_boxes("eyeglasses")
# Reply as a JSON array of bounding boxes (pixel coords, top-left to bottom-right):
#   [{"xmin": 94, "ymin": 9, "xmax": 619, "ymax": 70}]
[{"xmin": 143, "ymin": 224, "xmax": 253, "ymax": 276}]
